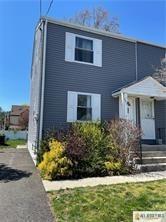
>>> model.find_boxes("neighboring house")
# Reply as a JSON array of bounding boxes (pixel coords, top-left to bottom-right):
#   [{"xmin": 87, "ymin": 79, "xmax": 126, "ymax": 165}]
[
  {"xmin": 7, "ymin": 105, "xmax": 29, "ymax": 130},
  {"xmin": 28, "ymin": 17, "xmax": 166, "ymax": 162}
]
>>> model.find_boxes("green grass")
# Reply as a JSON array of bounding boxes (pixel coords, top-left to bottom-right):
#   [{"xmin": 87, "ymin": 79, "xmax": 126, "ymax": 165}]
[
  {"xmin": 49, "ymin": 179, "xmax": 166, "ymax": 222},
  {"xmin": 0, "ymin": 139, "xmax": 26, "ymax": 148}
]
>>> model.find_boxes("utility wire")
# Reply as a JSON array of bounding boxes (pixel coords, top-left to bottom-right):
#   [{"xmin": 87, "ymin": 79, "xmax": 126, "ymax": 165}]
[
  {"xmin": 40, "ymin": 0, "xmax": 42, "ymax": 18},
  {"xmin": 46, "ymin": 0, "xmax": 54, "ymax": 16}
]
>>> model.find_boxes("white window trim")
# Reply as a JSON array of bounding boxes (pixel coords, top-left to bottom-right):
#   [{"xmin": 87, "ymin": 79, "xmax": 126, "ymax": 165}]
[
  {"xmin": 65, "ymin": 32, "xmax": 102, "ymax": 67},
  {"xmin": 72, "ymin": 59, "xmax": 96, "ymax": 66},
  {"xmin": 75, "ymin": 91, "xmax": 97, "ymax": 96},
  {"xmin": 77, "ymin": 93, "xmax": 92, "ymax": 122},
  {"xmin": 75, "ymin": 34, "xmax": 96, "ymax": 41},
  {"xmin": 67, "ymin": 91, "xmax": 101, "ymax": 122},
  {"xmin": 74, "ymin": 34, "xmax": 94, "ymax": 65}
]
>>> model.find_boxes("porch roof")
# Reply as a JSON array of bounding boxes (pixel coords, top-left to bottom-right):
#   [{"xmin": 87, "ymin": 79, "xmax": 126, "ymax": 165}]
[{"xmin": 112, "ymin": 76, "xmax": 166, "ymax": 100}]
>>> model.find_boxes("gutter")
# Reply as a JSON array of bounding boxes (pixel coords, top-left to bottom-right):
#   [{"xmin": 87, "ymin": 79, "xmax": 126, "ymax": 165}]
[{"xmin": 41, "ymin": 16, "xmax": 166, "ymax": 49}]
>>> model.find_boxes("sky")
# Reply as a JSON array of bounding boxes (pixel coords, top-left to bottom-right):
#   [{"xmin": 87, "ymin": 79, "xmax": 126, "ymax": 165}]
[{"xmin": 0, "ymin": 0, "xmax": 165, "ymax": 111}]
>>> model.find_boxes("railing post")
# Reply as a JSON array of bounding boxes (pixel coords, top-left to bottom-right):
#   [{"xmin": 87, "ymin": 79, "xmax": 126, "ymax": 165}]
[
  {"xmin": 157, "ymin": 128, "xmax": 166, "ymax": 145},
  {"xmin": 139, "ymin": 137, "xmax": 142, "ymax": 164}
]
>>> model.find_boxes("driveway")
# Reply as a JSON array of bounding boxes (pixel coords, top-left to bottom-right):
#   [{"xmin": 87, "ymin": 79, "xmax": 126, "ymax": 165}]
[{"xmin": 0, "ymin": 148, "xmax": 54, "ymax": 222}]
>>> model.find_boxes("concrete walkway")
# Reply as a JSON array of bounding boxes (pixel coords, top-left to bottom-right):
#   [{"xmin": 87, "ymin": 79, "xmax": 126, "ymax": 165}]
[
  {"xmin": 0, "ymin": 148, "xmax": 54, "ymax": 222},
  {"xmin": 16, "ymin": 144, "xmax": 27, "ymax": 149},
  {"xmin": 43, "ymin": 171, "xmax": 166, "ymax": 191}
]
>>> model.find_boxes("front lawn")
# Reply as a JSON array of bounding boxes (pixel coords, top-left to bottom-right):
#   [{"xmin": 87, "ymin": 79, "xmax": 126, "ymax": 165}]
[
  {"xmin": 49, "ymin": 179, "xmax": 166, "ymax": 222},
  {"xmin": 0, "ymin": 139, "xmax": 27, "ymax": 148}
]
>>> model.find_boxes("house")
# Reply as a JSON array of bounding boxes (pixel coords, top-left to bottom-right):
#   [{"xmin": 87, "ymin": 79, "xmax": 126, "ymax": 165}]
[
  {"xmin": 28, "ymin": 17, "xmax": 166, "ymax": 164},
  {"xmin": 7, "ymin": 105, "xmax": 29, "ymax": 130}
]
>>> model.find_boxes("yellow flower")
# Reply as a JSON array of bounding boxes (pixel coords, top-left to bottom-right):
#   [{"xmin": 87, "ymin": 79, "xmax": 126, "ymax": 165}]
[{"xmin": 38, "ymin": 139, "xmax": 72, "ymax": 180}]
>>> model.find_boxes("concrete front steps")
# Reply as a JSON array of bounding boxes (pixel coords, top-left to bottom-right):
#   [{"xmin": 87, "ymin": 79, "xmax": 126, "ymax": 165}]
[
  {"xmin": 141, "ymin": 144, "xmax": 166, "ymax": 151},
  {"xmin": 136, "ymin": 144, "xmax": 166, "ymax": 172}
]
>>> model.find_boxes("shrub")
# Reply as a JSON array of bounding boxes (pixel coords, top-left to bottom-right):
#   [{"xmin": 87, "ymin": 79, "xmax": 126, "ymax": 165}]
[
  {"xmin": 65, "ymin": 125, "xmax": 87, "ymax": 162},
  {"xmin": 105, "ymin": 161, "xmax": 122, "ymax": 175},
  {"xmin": 38, "ymin": 140, "xmax": 72, "ymax": 180},
  {"xmin": 38, "ymin": 120, "xmax": 141, "ymax": 179},
  {"xmin": 37, "ymin": 129, "xmax": 65, "ymax": 165},
  {"xmin": 65, "ymin": 122, "xmax": 107, "ymax": 177},
  {"xmin": 104, "ymin": 119, "xmax": 141, "ymax": 174},
  {"xmin": 65, "ymin": 127, "xmax": 87, "ymax": 178}
]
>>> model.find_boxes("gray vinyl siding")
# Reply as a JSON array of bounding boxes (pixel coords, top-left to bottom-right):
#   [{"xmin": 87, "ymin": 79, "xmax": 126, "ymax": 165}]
[
  {"xmin": 137, "ymin": 43, "xmax": 166, "ymax": 137},
  {"xmin": 28, "ymin": 26, "xmax": 43, "ymax": 147},
  {"xmin": 137, "ymin": 43, "xmax": 165, "ymax": 80},
  {"xmin": 42, "ymin": 22, "xmax": 136, "ymax": 130},
  {"xmin": 155, "ymin": 100, "xmax": 166, "ymax": 142},
  {"xmin": 41, "ymin": 21, "xmax": 165, "ymax": 140},
  {"xmin": 155, "ymin": 101, "xmax": 166, "ymax": 128}
]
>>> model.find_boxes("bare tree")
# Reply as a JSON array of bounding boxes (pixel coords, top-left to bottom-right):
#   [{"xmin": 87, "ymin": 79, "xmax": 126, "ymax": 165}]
[
  {"xmin": 69, "ymin": 9, "xmax": 91, "ymax": 26},
  {"xmin": 68, "ymin": 7, "xmax": 120, "ymax": 33},
  {"xmin": 153, "ymin": 57, "xmax": 166, "ymax": 86}
]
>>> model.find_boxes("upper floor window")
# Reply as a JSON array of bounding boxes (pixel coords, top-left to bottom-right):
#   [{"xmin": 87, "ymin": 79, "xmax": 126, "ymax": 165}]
[
  {"xmin": 65, "ymin": 32, "xmax": 102, "ymax": 67},
  {"xmin": 75, "ymin": 37, "xmax": 93, "ymax": 63}
]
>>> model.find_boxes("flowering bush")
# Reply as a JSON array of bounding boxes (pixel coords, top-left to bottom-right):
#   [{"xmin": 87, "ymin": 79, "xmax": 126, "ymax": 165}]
[
  {"xmin": 38, "ymin": 140, "xmax": 72, "ymax": 180},
  {"xmin": 37, "ymin": 129, "xmax": 65, "ymax": 164}
]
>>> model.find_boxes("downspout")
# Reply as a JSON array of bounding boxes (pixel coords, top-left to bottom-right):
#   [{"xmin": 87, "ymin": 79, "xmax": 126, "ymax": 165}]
[
  {"xmin": 135, "ymin": 42, "xmax": 142, "ymax": 163},
  {"xmin": 135, "ymin": 41, "xmax": 138, "ymax": 81},
  {"xmin": 37, "ymin": 19, "xmax": 47, "ymax": 149}
]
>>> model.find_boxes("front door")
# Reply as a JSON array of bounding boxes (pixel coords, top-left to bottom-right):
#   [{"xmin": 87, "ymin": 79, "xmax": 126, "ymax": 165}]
[{"xmin": 140, "ymin": 99, "xmax": 155, "ymax": 140}]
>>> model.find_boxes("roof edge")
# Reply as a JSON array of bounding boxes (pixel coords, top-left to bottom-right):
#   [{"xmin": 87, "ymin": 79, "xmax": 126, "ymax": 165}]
[
  {"xmin": 40, "ymin": 16, "xmax": 166, "ymax": 49},
  {"xmin": 112, "ymin": 76, "xmax": 166, "ymax": 97}
]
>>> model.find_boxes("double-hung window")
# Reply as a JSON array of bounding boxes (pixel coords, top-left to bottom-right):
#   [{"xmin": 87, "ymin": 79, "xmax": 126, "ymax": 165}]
[
  {"xmin": 77, "ymin": 94, "xmax": 92, "ymax": 121},
  {"xmin": 75, "ymin": 37, "xmax": 93, "ymax": 64},
  {"xmin": 67, "ymin": 91, "xmax": 101, "ymax": 122},
  {"xmin": 65, "ymin": 32, "xmax": 102, "ymax": 67}
]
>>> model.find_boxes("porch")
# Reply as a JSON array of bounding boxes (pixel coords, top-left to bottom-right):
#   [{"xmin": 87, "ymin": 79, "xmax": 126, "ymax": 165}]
[
  {"xmin": 112, "ymin": 76, "xmax": 166, "ymax": 172},
  {"xmin": 112, "ymin": 76, "xmax": 166, "ymax": 145}
]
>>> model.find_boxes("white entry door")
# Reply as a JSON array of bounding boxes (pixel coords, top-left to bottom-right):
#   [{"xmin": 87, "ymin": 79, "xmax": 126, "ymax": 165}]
[{"xmin": 140, "ymin": 99, "xmax": 155, "ymax": 140}]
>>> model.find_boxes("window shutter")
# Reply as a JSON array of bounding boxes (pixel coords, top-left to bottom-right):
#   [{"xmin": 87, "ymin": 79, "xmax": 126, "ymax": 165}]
[
  {"xmin": 65, "ymin": 32, "xmax": 75, "ymax": 62},
  {"xmin": 93, "ymin": 39, "xmax": 102, "ymax": 67},
  {"xmin": 92, "ymin": 94, "xmax": 101, "ymax": 121},
  {"xmin": 67, "ymin": 91, "xmax": 77, "ymax": 122}
]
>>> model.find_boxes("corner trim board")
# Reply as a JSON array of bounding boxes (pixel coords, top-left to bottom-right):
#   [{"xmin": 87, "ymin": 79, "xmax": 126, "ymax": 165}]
[{"xmin": 39, "ymin": 20, "xmax": 47, "ymax": 143}]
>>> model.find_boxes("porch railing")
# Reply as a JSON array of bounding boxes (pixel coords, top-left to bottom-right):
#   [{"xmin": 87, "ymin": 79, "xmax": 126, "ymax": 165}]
[
  {"xmin": 138, "ymin": 136, "xmax": 143, "ymax": 165},
  {"xmin": 157, "ymin": 128, "xmax": 166, "ymax": 144}
]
